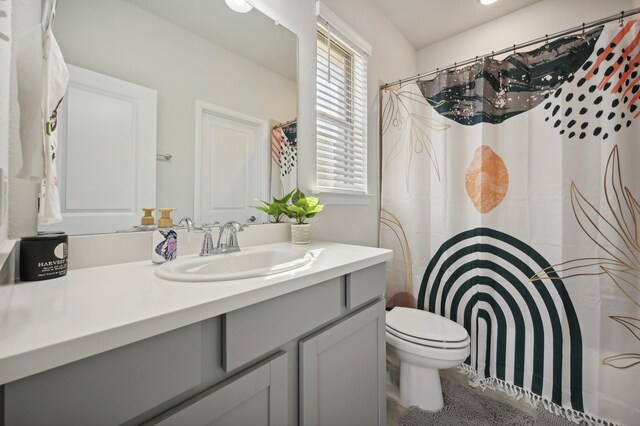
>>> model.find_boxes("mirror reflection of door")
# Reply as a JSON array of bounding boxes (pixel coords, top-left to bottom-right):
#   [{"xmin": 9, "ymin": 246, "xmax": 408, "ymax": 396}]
[
  {"xmin": 40, "ymin": 65, "xmax": 157, "ymax": 234},
  {"xmin": 195, "ymin": 102, "xmax": 267, "ymax": 225}
]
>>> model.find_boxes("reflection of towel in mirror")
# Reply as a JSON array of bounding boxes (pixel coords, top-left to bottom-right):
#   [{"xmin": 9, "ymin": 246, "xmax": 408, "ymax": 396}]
[{"xmin": 16, "ymin": 24, "xmax": 68, "ymax": 225}]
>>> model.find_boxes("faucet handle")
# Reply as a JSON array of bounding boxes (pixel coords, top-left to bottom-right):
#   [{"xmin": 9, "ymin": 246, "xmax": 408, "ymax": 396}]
[
  {"xmin": 200, "ymin": 228, "xmax": 217, "ymax": 256},
  {"xmin": 236, "ymin": 216, "xmax": 255, "ymax": 230}
]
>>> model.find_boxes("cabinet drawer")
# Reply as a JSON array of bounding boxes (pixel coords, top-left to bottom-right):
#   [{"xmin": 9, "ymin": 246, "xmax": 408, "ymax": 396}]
[
  {"xmin": 4, "ymin": 323, "xmax": 203, "ymax": 426},
  {"xmin": 224, "ymin": 277, "xmax": 342, "ymax": 371},
  {"xmin": 346, "ymin": 263, "xmax": 386, "ymax": 310},
  {"xmin": 146, "ymin": 351, "xmax": 288, "ymax": 426}
]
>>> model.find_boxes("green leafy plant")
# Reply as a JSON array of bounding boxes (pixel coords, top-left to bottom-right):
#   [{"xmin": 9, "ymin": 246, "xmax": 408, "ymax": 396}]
[
  {"xmin": 254, "ymin": 190, "xmax": 294, "ymax": 223},
  {"xmin": 286, "ymin": 189, "xmax": 324, "ymax": 225}
]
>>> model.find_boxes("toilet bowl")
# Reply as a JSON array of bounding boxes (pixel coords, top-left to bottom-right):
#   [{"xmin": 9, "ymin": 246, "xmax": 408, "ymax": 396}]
[{"xmin": 386, "ymin": 307, "xmax": 470, "ymax": 412}]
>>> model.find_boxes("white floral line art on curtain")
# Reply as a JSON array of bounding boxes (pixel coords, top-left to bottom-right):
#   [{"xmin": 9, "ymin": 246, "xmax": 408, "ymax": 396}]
[
  {"xmin": 380, "ymin": 85, "xmax": 450, "ymax": 308},
  {"xmin": 380, "ymin": 208, "xmax": 416, "ymax": 309},
  {"xmin": 381, "ymin": 86, "xmax": 450, "ymax": 187},
  {"xmin": 533, "ymin": 145, "xmax": 640, "ymax": 369},
  {"xmin": 604, "ymin": 316, "xmax": 640, "ymax": 369}
]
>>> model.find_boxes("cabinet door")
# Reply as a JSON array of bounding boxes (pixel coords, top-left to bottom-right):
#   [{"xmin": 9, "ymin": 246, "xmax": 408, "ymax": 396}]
[
  {"xmin": 146, "ymin": 352, "xmax": 287, "ymax": 426},
  {"xmin": 300, "ymin": 300, "xmax": 386, "ymax": 426}
]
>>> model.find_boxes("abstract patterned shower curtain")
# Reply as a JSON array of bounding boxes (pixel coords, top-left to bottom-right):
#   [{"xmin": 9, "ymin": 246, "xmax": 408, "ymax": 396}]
[{"xmin": 381, "ymin": 22, "xmax": 639, "ymax": 425}]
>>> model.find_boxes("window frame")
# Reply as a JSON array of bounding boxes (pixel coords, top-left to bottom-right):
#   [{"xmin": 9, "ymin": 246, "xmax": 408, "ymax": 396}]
[{"xmin": 314, "ymin": 2, "xmax": 372, "ymax": 202}]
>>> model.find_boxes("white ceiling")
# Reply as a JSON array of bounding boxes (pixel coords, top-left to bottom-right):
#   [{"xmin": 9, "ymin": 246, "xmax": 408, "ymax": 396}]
[
  {"xmin": 124, "ymin": 0, "xmax": 542, "ymax": 79},
  {"xmin": 127, "ymin": 0, "xmax": 297, "ymax": 81},
  {"xmin": 371, "ymin": 0, "xmax": 542, "ymax": 49}
]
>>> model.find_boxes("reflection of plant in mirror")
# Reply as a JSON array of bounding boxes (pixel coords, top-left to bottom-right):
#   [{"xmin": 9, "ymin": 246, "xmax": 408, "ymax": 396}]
[
  {"xmin": 286, "ymin": 189, "xmax": 324, "ymax": 225},
  {"xmin": 254, "ymin": 190, "xmax": 294, "ymax": 223}
]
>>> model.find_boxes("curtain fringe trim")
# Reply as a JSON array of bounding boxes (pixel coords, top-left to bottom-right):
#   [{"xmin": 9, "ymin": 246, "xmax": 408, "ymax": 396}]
[{"xmin": 456, "ymin": 364, "xmax": 617, "ymax": 426}]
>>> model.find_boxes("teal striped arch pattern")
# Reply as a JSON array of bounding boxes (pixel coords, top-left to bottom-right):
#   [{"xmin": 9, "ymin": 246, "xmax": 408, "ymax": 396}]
[{"xmin": 417, "ymin": 228, "xmax": 584, "ymax": 412}]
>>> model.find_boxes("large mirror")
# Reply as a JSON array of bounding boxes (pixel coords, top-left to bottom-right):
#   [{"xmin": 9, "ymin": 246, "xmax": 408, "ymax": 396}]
[{"xmin": 39, "ymin": 0, "xmax": 298, "ymax": 235}]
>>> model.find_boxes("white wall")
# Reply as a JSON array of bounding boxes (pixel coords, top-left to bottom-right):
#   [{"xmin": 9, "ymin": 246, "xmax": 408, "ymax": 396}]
[
  {"xmin": 0, "ymin": 0, "xmax": 11, "ymax": 246},
  {"xmin": 417, "ymin": 0, "xmax": 634, "ymax": 73},
  {"xmin": 311, "ymin": 0, "xmax": 418, "ymax": 246},
  {"xmin": 250, "ymin": 0, "xmax": 418, "ymax": 247},
  {"xmin": 8, "ymin": 0, "xmax": 40, "ymax": 240},
  {"xmin": 50, "ymin": 0, "xmax": 297, "ymax": 222}
]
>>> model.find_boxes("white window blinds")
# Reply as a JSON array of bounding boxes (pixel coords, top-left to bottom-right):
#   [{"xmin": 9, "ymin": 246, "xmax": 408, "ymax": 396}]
[{"xmin": 316, "ymin": 18, "xmax": 368, "ymax": 194}]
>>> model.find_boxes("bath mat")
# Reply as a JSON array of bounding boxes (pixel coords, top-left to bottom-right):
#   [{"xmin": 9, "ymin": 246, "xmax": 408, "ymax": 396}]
[{"xmin": 399, "ymin": 378, "xmax": 576, "ymax": 426}]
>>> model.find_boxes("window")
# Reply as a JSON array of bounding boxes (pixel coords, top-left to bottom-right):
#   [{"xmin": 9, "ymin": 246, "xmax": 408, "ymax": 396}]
[{"xmin": 316, "ymin": 6, "xmax": 369, "ymax": 194}]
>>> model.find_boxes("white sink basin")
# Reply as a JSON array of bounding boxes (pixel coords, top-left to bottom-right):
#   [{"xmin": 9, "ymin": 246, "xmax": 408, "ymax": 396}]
[{"xmin": 155, "ymin": 246, "xmax": 313, "ymax": 282}]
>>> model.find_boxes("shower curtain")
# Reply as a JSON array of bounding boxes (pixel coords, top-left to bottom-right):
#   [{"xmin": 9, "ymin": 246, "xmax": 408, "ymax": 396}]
[
  {"xmin": 270, "ymin": 119, "xmax": 297, "ymax": 198},
  {"xmin": 381, "ymin": 21, "xmax": 639, "ymax": 425}
]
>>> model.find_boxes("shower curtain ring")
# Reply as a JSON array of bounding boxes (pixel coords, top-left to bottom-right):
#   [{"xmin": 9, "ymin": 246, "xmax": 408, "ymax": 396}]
[
  {"xmin": 620, "ymin": 11, "xmax": 625, "ymax": 27},
  {"xmin": 513, "ymin": 44, "xmax": 516, "ymax": 55},
  {"xmin": 582, "ymin": 23, "xmax": 586, "ymax": 37},
  {"xmin": 545, "ymin": 34, "xmax": 549, "ymax": 47}
]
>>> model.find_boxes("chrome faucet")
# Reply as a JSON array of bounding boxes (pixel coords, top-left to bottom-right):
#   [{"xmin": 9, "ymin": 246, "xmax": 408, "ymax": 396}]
[
  {"xmin": 178, "ymin": 217, "xmax": 194, "ymax": 232},
  {"xmin": 216, "ymin": 221, "xmax": 248, "ymax": 254},
  {"xmin": 198, "ymin": 218, "xmax": 253, "ymax": 256}
]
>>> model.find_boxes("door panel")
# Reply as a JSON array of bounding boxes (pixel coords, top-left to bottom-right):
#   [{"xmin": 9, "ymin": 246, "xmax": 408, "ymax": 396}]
[
  {"xmin": 41, "ymin": 65, "xmax": 157, "ymax": 234},
  {"xmin": 146, "ymin": 351, "xmax": 287, "ymax": 426},
  {"xmin": 300, "ymin": 300, "xmax": 386, "ymax": 426},
  {"xmin": 196, "ymin": 102, "xmax": 268, "ymax": 225}
]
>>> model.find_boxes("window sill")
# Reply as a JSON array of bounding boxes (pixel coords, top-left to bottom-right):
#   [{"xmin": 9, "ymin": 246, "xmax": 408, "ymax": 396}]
[{"xmin": 312, "ymin": 190, "xmax": 376, "ymax": 206}]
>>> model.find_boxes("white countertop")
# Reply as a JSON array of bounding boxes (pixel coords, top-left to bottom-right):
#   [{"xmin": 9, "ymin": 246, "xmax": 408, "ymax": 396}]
[{"xmin": 0, "ymin": 241, "xmax": 392, "ymax": 385}]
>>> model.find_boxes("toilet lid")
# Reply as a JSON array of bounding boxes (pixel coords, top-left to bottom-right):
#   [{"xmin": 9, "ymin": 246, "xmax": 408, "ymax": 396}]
[{"xmin": 386, "ymin": 307, "xmax": 469, "ymax": 345}]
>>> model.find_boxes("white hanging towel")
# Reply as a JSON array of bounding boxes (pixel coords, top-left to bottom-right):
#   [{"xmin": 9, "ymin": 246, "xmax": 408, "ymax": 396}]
[
  {"xmin": 16, "ymin": 25, "xmax": 45, "ymax": 182},
  {"xmin": 16, "ymin": 24, "xmax": 68, "ymax": 225}
]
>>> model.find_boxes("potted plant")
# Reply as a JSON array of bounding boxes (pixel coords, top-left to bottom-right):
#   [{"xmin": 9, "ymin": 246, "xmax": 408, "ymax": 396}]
[
  {"xmin": 254, "ymin": 190, "xmax": 294, "ymax": 223},
  {"xmin": 286, "ymin": 189, "xmax": 324, "ymax": 244}
]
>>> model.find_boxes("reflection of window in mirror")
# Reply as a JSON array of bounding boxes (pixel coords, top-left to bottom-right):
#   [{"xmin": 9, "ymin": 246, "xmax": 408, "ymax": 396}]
[
  {"xmin": 316, "ymin": 4, "xmax": 370, "ymax": 196},
  {"xmin": 40, "ymin": 0, "xmax": 298, "ymax": 235}
]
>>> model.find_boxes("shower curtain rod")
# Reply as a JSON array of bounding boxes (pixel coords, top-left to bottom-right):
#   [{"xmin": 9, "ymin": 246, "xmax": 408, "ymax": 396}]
[
  {"xmin": 273, "ymin": 118, "xmax": 297, "ymax": 129},
  {"xmin": 380, "ymin": 7, "xmax": 640, "ymax": 90}
]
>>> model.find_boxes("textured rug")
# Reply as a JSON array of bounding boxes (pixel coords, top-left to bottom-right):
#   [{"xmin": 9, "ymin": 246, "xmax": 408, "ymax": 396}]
[{"xmin": 400, "ymin": 378, "xmax": 577, "ymax": 426}]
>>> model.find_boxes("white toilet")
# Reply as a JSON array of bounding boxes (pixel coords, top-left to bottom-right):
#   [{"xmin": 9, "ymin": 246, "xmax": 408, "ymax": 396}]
[{"xmin": 386, "ymin": 307, "xmax": 471, "ymax": 411}]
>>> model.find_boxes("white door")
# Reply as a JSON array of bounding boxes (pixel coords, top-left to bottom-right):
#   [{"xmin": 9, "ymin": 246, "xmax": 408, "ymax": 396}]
[
  {"xmin": 40, "ymin": 65, "xmax": 157, "ymax": 234},
  {"xmin": 195, "ymin": 101, "xmax": 268, "ymax": 225}
]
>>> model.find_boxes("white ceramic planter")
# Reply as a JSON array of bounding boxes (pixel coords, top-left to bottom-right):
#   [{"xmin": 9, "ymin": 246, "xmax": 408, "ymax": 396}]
[{"xmin": 291, "ymin": 223, "xmax": 311, "ymax": 244}]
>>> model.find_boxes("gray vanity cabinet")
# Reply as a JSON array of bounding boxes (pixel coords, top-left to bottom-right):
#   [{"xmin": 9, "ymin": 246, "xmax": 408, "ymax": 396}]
[
  {"xmin": 145, "ymin": 352, "xmax": 288, "ymax": 426},
  {"xmin": 1, "ymin": 262, "xmax": 387, "ymax": 426},
  {"xmin": 300, "ymin": 299, "xmax": 386, "ymax": 426}
]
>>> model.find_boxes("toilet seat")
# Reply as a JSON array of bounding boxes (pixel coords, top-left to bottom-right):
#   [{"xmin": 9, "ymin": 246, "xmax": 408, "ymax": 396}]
[
  {"xmin": 386, "ymin": 325, "xmax": 470, "ymax": 349},
  {"xmin": 386, "ymin": 307, "xmax": 470, "ymax": 350},
  {"xmin": 386, "ymin": 330, "xmax": 470, "ymax": 362}
]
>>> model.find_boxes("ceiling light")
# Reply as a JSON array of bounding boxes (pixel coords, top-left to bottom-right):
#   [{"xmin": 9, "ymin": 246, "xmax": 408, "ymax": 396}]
[
  {"xmin": 480, "ymin": 0, "xmax": 499, "ymax": 5},
  {"xmin": 225, "ymin": 0, "xmax": 253, "ymax": 13}
]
